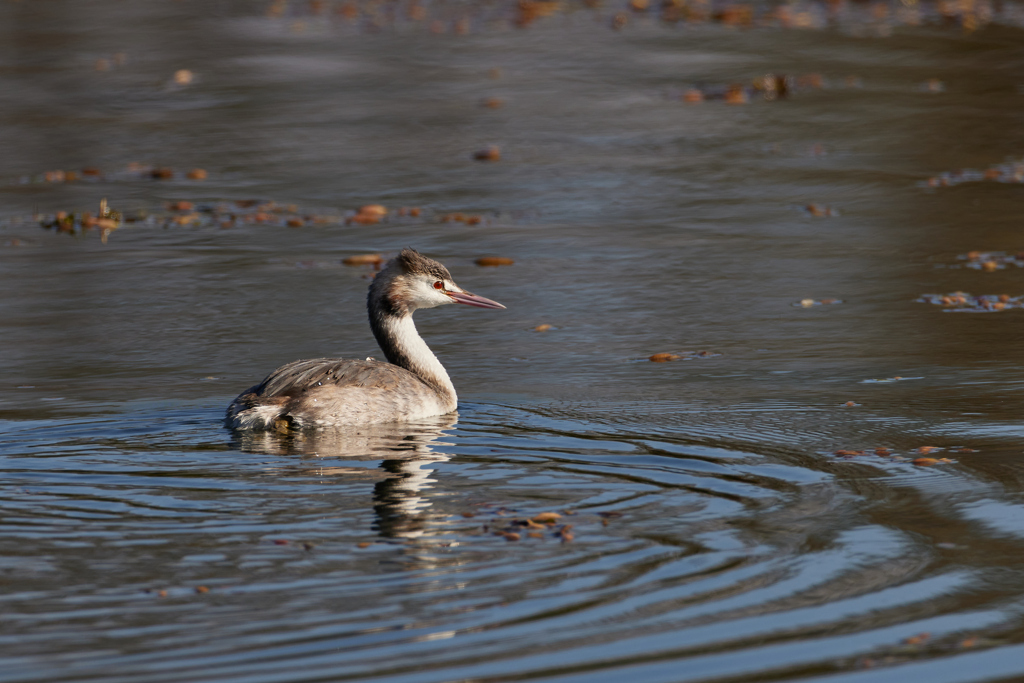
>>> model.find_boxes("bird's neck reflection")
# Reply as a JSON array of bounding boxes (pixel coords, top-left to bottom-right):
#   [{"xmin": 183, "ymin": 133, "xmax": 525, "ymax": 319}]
[
  {"xmin": 233, "ymin": 415, "xmax": 457, "ymax": 540},
  {"xmin": 373, "ymin": 453, "xmax": 447, "ymax": 538}
]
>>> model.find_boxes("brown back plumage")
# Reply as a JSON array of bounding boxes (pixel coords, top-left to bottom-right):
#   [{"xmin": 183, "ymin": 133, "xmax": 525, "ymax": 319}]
[{"xmin": 244, "ymin": 358, "xmax": 428, "ymax": 400}]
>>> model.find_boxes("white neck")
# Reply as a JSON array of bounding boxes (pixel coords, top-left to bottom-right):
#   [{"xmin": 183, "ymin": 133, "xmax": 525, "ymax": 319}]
[{"xmin": 375, "ymin": 315, "xmax": 457, "ymax": 405}]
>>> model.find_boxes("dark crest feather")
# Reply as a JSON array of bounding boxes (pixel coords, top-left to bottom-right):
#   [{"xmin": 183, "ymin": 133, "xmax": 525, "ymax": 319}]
[{"xmin": 395, "ymin": 248, "xmax": 451, "ymax": 281}]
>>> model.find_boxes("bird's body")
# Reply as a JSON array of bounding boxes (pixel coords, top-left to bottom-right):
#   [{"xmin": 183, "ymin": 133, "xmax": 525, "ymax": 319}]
[{"xmin": 227, "ymin": 249, "xmax": 504, "ymax": 430}]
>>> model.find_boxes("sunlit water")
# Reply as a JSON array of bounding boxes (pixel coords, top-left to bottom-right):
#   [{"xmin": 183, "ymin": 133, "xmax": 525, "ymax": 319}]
[{"xmin": 3, "ymin": 2, "xmax": 1024, "ymax": 682}]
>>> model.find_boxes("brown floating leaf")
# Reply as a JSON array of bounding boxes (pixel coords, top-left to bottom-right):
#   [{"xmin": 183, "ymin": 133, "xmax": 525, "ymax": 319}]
[
  {"xmin": 357, "ymin": 542, "xmax": 372, "ymax": 548},
  {"xmin": 186, "ymin": 168, "xmax": 208, "ymax": 180},
  {"xmin": 534, "ymin": 324, "xmax": 552, "ymax": 332},
  {"xmin": 195, "ymin": 586, "xmax": 209, "ymax": 594},
  {"xmin": 531, "ymin": 512, "xmax": 561, "ymax": 524},
  {"xmin": 473, "ymin": 145, "xmax": 501, "ymax": 161},
  {"xmin": 476, "ymin": 256, "xmax": 514, "ymax": 267},
  {"xmin": 343, "ymin": 253, "xmax": 385, "ymax": 266},
  {"xmin": 649, "ymin": 353, "xmax": 680, "ymax": 362},
  {"xmin": 912, "ymin": 458, "xmax": 939, "ymax": 466},
  {"xmin": 359, "ymin": 204, "xmax": 387, "ymax": 217},
  {"xmin": 724, "ymin": 85, "xmax": 748, "ymax": 104}
]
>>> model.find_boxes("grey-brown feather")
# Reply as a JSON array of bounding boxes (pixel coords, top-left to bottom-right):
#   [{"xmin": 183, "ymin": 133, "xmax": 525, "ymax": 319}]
[
  {"xmin": 256, "ymin": 357, "xmax": 417, "ymax": 396},
  {"xmin": 227, "ymin": 357, "xmax": 448, "ymax": 430}
]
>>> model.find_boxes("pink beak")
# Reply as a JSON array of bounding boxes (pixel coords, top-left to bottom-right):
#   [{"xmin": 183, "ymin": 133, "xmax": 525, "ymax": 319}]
[{"xmin": 448, "ymin": 290, "xmax": 506, "ymax": 309}]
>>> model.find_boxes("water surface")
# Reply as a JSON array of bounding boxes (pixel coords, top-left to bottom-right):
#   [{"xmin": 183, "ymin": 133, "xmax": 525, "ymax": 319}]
[{"xmin": 3, "ymin": 2, "xmax": 1024, "ymax": 681}]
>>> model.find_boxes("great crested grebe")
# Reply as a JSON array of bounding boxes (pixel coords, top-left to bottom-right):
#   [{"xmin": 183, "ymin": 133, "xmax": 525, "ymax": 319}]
[{"xmin": 228, "ymin": 248, "xmax": 505, "ymax": 430}]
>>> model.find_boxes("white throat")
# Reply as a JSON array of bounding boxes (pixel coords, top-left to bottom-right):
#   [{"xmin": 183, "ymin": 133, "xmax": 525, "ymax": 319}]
[{"xmin": 378, "ymin": 315, "xmax": 456, "ymax": 403}]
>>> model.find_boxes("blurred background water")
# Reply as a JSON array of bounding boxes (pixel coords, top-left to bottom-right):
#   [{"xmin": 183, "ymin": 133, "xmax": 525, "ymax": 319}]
[{"xmin": 2, "ymin": 1, "xmax": 1024, "ymax": 681}]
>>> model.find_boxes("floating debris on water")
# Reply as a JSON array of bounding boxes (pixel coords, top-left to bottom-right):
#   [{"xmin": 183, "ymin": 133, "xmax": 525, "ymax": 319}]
[
  {"xmin": 257, "ymin": 0, "xmax": 1014, "ymax": 34},
  {"xmin": 172, "ymin": 69, "xmax": 194, "ymax": 86},
  {"xmin": 859, "ymin": 376, "xmax": 922, "ymax": 383},
  {"xmin": 647, "ymin": 350, "xmax": 719, "ymax": 362},
  {"xmin": 476, "ymin": 256, "xmax": 514, "ymax": 266},
  {"xmin": 952, "ymin": 251, "xmax": 1024, "ymax": 271},
  {"xmin": 347, "ymin": 204, "xmax": 388, "ymax": 225},
  {"xmin": 13, "ymin": 196, "xmax": 519, "ymax": 242},
  {"xmin": 37, "ymin": 198, "xmax": 123, "ymax": 242},
  {"xmin": 531, "ymin": 512, "xmax": 561, "ymax": 524},
  {"xmin": 804, "ymin": 204, "xmax": 838, "ymax": 217},
  {"xmin": 796, "ymin": 298, "xmax": 842, "ymax": 307},
  {"xmin": 342, "ymin": 253, "xmax": 386, "ymax": 267},
  {"xmin": 830, "ymin": 446, "xmax": 959, "ymax": 465},
  {"xmin": 724, "ymin": 85, "xmax": 749, "ymax": 105},
  {"xmin": 674, "ymin": 72, "xmax": 823, "ymax": 105},
  {"xmin": 917, "ymin": 292, "xmax": 1024, "ymax": 312},
  {"xmin": 11, "ymin": 163, "xmax": 218, "ymax": 186},
  {"xmin": 473, "ymin": 145, "xmax": 501, "ymax": 161},
  {"xmin": 922, "ymin": 158, "xmax": 1024, "ymax": 188}
]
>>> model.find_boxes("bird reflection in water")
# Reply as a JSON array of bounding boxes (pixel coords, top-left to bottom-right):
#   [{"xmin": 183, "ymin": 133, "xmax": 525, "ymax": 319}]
[{"xmin": 232, "ymin": 415, "xmax": 457, "ymax": 540}]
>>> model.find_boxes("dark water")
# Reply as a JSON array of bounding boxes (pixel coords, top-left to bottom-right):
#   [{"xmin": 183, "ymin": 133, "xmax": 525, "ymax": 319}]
[{"xmin": 3, "ymin": 2, "xmax": 1024, "ymax": 681}]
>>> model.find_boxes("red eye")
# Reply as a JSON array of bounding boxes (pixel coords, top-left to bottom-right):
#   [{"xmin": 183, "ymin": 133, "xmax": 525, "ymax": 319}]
[{"xmin": 433, "ymin": 281, "xmax": 444, "ymax": 290}]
